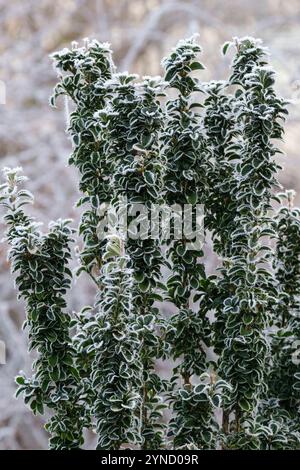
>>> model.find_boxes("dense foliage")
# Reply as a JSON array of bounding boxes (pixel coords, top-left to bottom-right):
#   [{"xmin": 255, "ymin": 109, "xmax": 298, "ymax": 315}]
[{"xmin": 1, "ymin": 36, "xmax": 299, "ymax": 449}]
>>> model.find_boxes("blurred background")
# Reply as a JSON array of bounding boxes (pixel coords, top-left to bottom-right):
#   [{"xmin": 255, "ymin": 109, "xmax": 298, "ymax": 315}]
[{"xmin": 0, "ymin": 0, "xmax": 299, "ymax": 449}]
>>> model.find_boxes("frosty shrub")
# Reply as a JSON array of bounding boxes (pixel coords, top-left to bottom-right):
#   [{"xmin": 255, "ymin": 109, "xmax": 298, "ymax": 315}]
[{"xmin": 1, "ymin": 36, "xmax": 299, "ymax": 450}]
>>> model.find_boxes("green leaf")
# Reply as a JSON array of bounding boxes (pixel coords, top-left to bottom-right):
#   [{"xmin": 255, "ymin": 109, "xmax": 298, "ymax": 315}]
[
  {"xmin": 243, "ymin": 313, "xmax": 253, "ymax": 326},
  {"xmin": 238, "ymin": 398, "xmax": 251, "ymax": 412},
  {"xmin": 190, "ymin": 62, "xmax": 205, "ymax": 71},
  {"xmin": 49, "ymin": 355, "xmax": 58, "ymax": 367},
  {"xmin": 292, "ymin": 382, "xmax": 300, "ymax": 391},
  {"xmin": 186, "ymin": 193, "xmax": 197, "ymax": 204},
  {"xmin": 15, "ymin": 376, "xmax": 25, "ymax": 385},
  {"xmin": 50, "ymin": 367, "xmax": 60, "ymax": 382},
  {"xmin": 165, "ymin": 67, "xmax": 176, "ymax": 82},
  {"xmin": 222, "ymin": 41, "xmax": 231, "ymax": 55},
  {"xmin": 179, "ymin": 389, "xmax": 190, "ymax": 400},
  {"xmin": 144, "ymin": 171, "xmax": 155, "ymax": 185},
  {"xmin": 72, "ymin": 133, "xmax": 81, "ymax": 146},
  {"xmin": 139, "ymin": 278, "xmax": 150, "ymax": 293},
  {"xmin": 194, "ymin": 384, "xmax": 207, "ymax": 395}
]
